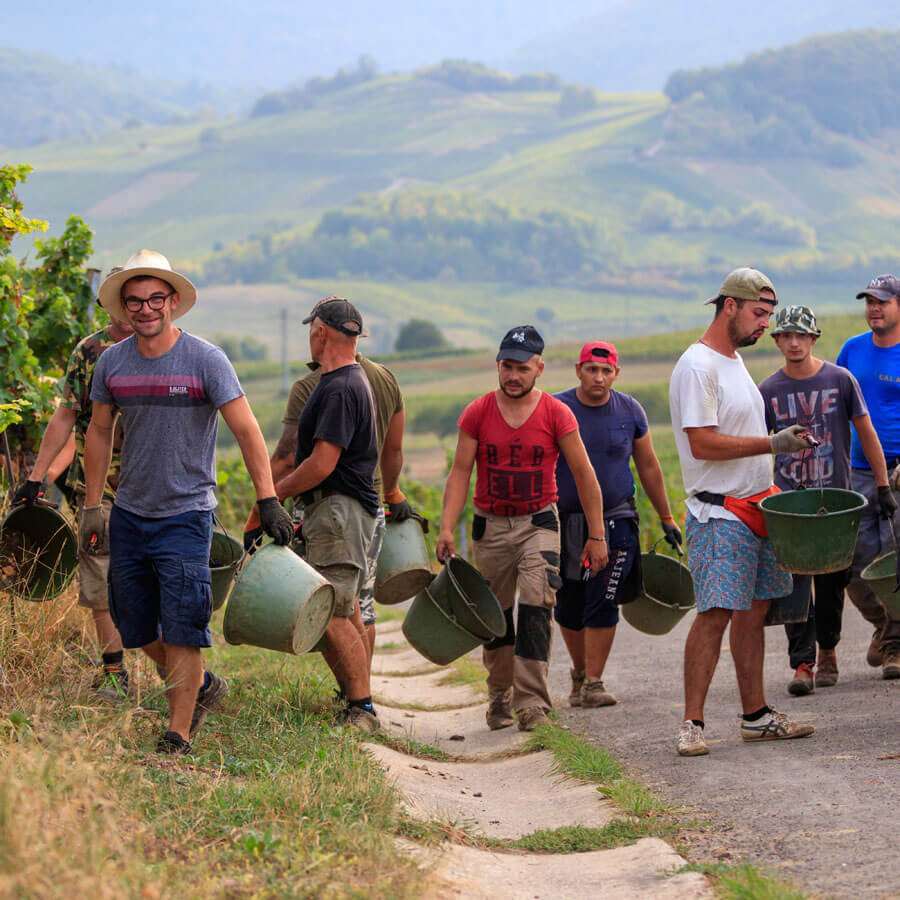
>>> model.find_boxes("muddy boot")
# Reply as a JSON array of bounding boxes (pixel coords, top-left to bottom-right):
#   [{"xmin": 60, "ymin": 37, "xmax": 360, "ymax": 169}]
[
  {"xmin": 787, "ymin": 663, "xmax": 815, "ymax": 696},
  {"xmin": 516, "ymin": 706, "xmax": 550, "ymax": 732},
  {"xmin": 866, "ymin": 630, "xmax": 884, "ymax": 668},
  {"xmin": 882, "ymin": 650, "xmax": 900, "ymax": 680},
  {"xmin": 815, "ymin": 650, "xmax": 838, "ymax": 688},
  {"xmin": 581, "ymin": 677, "xmax": 617, "ymax": 708},
  {"xmin": 569, "ymin": 669, "xmax": 585, "ymax": 707},
  {"xmin": 486, "ymin": 689, "xmax": 514, "ymax": 731}
]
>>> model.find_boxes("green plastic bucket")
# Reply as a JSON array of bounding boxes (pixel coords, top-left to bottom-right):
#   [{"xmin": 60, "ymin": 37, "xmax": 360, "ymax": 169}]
[
  {"xmin": 760, "ymin": 489, "xmax": 868, "ymax": 575},
  {"xmin": 402, "ymin": 585, "xmax": 484, "ymax": 665},
  {"xmin": 223, "ymin": 543, "xmax": 335, "ymax": 654},
  {"xmin": 621, "ymin": 549, "xmax": 695, "ymax": 636},
  {"xmin": 432, "ymin": 557, "xmax": 505, "ymax": 641},
  {"xmin": 374, "ymin": 517, "xmax": 434, "ymax": 604},
  {"xmin": 210, "ymin": 531, "xmax": 243, "ymax": 611},
  {"xmin": 0, "ymin": 503, "xmax": 78, "ymax": 601},
  {"xmin": 861, "ymin": 552, "xmax": 900, "ymax": 620}
]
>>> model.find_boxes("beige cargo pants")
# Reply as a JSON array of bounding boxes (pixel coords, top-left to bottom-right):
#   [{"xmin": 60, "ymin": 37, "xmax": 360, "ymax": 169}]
[{"xmin": 472, "ymin": 505, "xmax": 562, "ymax": 713}]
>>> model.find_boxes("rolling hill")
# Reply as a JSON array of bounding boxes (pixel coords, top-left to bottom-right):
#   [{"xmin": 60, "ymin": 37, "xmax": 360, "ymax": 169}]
[{"xmin": 14, "ymin": 34, "xmax": 900, "ymax": 352}]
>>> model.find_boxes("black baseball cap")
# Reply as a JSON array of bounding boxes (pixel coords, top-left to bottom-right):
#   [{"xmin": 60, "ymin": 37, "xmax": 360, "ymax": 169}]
[
  {"xmin": 856, "ymin": 274, "xmax": 900, "ymax": 302},
  {"xmin": 302, "ymin": 296, "xmax": 367, "ymax": 337},
  {"xmin": 496, "ymin": 325, "xmax": 544, "ymax": 362}
]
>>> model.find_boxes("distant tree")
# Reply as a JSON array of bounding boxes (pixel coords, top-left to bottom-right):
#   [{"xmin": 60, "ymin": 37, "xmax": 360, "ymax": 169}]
[
  {"xmin": 239, "ymin": 336, "xmax": 268, "ymax": 361},
  {"xmin": 558, "ymin": 85, "xmax": 598, "ymax": 117},
  {"xmin": 535, "ymin": 307, "xmax": 555, "ymax": 323},
  {"xmin": 395, "ymin": 319, "xmax": 449, "ymax": 353},
  {"xmin": 213, "ymin": 334, "xmax": 269, "ymax": 361},
  {"xmin": 199, "ymin": 126, "xmax": 222, "ymax": 147}
]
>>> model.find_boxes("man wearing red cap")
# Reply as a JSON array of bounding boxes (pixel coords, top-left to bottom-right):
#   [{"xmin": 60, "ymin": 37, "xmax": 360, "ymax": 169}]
[{"xmin": 554, "ymin": 341, "xmax": 681, "ymax": 708}]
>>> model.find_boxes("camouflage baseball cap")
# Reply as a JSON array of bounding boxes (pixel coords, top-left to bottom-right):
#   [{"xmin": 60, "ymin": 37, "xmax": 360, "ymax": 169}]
[
  {"xmin": 770, "ymin": 305, "xmax": 821, "ymax": 337},
  {"xmin": 856, "ymin": 274, "xmax": 900, "ymax": 301},
  {"xmin": 705, "ymin": 267, "xmax": 777, "ymax": 305}
]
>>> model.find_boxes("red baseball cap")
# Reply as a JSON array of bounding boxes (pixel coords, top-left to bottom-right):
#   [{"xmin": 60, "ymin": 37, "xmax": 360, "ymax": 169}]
[{"xmin": 578, "ymin": 341, "xmax": 619, "ymax": 367}]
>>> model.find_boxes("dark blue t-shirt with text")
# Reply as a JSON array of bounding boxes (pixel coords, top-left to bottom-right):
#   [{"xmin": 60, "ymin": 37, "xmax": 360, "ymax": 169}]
[
  {"xmin": 836, "ymin": 333, "xmax": 900, "ymax": 468},
  {"xmin": 554, "ymin": 388, "xmax": 648, "ymax": 516}
]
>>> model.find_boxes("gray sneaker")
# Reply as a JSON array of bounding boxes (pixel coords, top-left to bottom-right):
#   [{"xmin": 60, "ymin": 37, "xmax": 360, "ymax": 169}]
[
  {"xmin": 581, "ymin": 678, "xmax": 617, "ymax": 708},
  {"xmin": 677, "ymin": 720, "xmax": 708, "ymax": 757},
  {"xmin": 189, "ymin": 672, "xmax": 229, "ymax": 738},
  {"xmin": 740, "ymin": 708, "xmax": 815, "ymax": 742},
  {"xmin": 345, "ymin": 705, "xmax": 380, "ymax": 733}
]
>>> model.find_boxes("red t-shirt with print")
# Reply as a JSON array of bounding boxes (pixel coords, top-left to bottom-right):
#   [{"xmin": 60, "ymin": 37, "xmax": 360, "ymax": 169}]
[{"xmin": 458, "ymin": 391, "xmax": 578, "ymax": 516}]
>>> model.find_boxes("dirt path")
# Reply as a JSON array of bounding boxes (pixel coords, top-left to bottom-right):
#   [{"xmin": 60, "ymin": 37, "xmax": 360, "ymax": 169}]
[{"xmin": 549, "ymin": 610, "xmax": 899, "ymax": 898}]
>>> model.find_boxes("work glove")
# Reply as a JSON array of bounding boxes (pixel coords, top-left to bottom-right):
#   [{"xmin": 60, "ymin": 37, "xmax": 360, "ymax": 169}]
[
  {"xmin": 79, "ymin": 505, "xmax": 107, "ymax": 555},
  {"xmin": 12, "ymin": 479, "xmax": 45, "ymax": 507},
  {"xmin": 257, "ymin": 497, "xmax": 294, "ymax": 546},
  {"xmin": 243, "ymin": 526, "xmax": 264, "ymax": 554},
  {"xmin": 662, "ymin": 520, "xmax": 683, "ymax": 551},
  {"xmin": 387, "ymin": 497, "xmax": 414, "ymax": 523},
  {"xmin": 877, "ymin": 485, "xmax": 898, "ymax": 520},
  {"xmin": 770, "ymin": 424, "xmax": 813, "ymax": 454}
]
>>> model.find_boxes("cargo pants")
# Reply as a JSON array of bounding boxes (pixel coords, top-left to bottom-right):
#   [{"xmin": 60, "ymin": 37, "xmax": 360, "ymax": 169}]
[{"xmin": 472, "ymin": 505, "xmax": 562, "ymax": 713}]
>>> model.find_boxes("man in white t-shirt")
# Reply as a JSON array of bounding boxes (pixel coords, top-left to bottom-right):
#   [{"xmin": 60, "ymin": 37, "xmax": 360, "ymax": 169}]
[{"xmin": 669, "ymin": 268, "xmax": 817, "ymax": 757}]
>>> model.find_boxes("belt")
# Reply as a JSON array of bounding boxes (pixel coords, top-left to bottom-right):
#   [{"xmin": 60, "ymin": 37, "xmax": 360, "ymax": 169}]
[
  {"xmin": 694, "ymin": 491, "xmax": 726, "ymax": 506},
  {"xmin": 300, "ymin": 487, "xmax": 340, "ymax": 507}
]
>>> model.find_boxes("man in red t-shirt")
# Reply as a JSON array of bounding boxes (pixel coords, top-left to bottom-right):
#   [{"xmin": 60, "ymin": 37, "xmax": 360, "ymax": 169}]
[{"xmin": 437, "ymin": 326, "xmax": 607, "ymax": 731}]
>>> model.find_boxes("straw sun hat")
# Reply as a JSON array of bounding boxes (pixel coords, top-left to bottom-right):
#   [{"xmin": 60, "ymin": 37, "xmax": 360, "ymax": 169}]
[{"xmin": 97, "ymin": 249, "xmax": 197, "ymax": 320}]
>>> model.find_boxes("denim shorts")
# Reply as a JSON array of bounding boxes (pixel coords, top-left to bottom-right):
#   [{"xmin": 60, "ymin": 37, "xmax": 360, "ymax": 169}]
[
  {"xmin": 686, "ymin": 513, "xmax": 792, "ymax": 613},
  {"xmin": 107, "ymin": 505, "xmax": 214, "ymax": 648},
  {"xmin": 554, "ymin": 518, "xmax": 640, "ymax": 629}
]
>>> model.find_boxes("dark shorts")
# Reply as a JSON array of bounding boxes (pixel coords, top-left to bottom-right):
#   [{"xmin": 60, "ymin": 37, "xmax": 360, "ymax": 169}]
[
  {"xmin": 107, "ymin": 505, "xmax": 214, "ymax": 649},
  {"xmin": 554, "ymin": 518, "xmax": 640, "ymax": 630}
]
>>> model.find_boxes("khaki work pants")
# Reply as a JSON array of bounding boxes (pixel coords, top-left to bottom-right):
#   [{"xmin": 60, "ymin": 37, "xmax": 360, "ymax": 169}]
[{"xmin": 472, "ymin": 506, "xmax": 561, "ymax": 713}]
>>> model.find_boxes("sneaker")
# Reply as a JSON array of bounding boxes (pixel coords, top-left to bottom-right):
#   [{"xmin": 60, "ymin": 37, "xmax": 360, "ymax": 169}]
[
  {"xmin": 486, "ymin": 690, "xmax": 514, "ymax": 731},
  {"xmin": 815, "ymin": 650, "xmax": 838, "ymax": 688},
  {"xmin": 866, "ymin": 631, "xmax": 884, "ymax": 668},
  {"xmin": 740, "ymin": 708, "xmax": 815, "ymax": 742},
  {"xmin": 92, "ymin": 666, "xmax": 129, "ymax": 700},
  {"xmin": 189, "ymin": 672, "xmax": 229, "ymax": 738},
  {"xmin": 156, "ymin": 730, "xmax": 192, "ymax": 755},
  {"xmin": 345, "ymin": 705, "xmax": 380, "ymax": 733},
  {"xmin": 516, "ymin": 707, "xmax": 550, "ymax": 732},
  {"xmin": 569, "ymin": 669, "xmax": 585, "ymax": 707},
  {"xmin": 581, "ymin": 677, "xmax": 617, "ymax": 708},
  {"xmin": 882, "ymin": 650, "xmax": 900, "ymax": 680},
  {"xmin": 787, "ymin": 663, "xmax": 815, "ymax": 696},
  {"xmin": 677, "ymin": 720, "xmax": 708, "ymax": 757}
]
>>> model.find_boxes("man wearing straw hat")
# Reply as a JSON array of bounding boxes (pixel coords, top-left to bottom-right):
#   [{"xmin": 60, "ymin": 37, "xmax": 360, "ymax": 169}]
[
  {"xmin": 243, "ymin": 297, "xmax": 381, "ymax": 732},
  {"xmin": 14, "ymin": 267, "xmax": 134, "ymax": 698},
  {"xmin": 81, "ymin": 249, "xmax": 294, "ymax": 754},
  {"xmin": 670, "ymin": 268, "xmax": 816, "ymax": 757}
]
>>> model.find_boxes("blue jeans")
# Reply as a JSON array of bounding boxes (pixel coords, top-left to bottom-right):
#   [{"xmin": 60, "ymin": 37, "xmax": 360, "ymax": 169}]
[{"xmin": 107, "ymin": 505, "xmax": 213, "ymax": 649}]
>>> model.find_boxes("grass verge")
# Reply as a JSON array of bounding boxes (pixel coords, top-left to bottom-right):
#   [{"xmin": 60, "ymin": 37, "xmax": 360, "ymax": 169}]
[
  {"xmin": 0, "ymin": 591, "xmax": 426, "ymax": 897},
  {"xmin": 438, "ymin": 654, "xmax": 488, "ymax": 696},
  {"xmin": 676, "ymin": 863, "xmax": 807, "ymax": 900}
]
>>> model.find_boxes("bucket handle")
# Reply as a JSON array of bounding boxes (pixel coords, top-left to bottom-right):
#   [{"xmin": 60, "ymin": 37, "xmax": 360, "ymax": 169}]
[{"xmin": 649, "ymin": 534, "xmax": 684, "ymax": 559}]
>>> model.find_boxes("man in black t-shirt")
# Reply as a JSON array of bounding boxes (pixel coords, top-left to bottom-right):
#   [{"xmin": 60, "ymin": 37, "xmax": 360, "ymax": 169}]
[{"xmin": 245, "ymin": 297, "xmax": 379, "ymax": 732}]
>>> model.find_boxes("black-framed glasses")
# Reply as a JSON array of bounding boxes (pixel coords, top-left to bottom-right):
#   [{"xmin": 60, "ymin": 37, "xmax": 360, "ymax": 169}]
[{"xmin": 123, "ymin": 291, "xmax": 174, "ymax": 312}]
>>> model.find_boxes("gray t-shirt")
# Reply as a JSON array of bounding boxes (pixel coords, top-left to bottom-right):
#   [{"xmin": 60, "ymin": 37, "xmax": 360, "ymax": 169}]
[
  {"xmin": 91, "ymin": 331, "xmax": 244, "ymax": 517},
  {"xmin": 758, "ymin": 361, "xmax": 867, "ymax": 491}
]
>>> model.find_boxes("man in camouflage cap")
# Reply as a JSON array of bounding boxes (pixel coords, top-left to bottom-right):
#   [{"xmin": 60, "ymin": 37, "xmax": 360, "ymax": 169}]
[
  {"xmin": 14, "ymin": 268, "xmax": 134, "ymax": 697},
  {"xmin": 759, "ymin": 305, "xmax": 892, "ymax": 695}
]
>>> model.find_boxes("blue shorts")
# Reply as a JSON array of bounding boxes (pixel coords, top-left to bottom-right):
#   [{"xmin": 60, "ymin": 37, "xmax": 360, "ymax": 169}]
[
  {"xmin": 685, "ymin": 513, "xmax": 792, "ymax": 613},
  {"xmin": 107, "ymin": 505, "xmax": 214, "ymax": 649},
  {"xmin": 554, "ymin": 518, "xmax": 640, "ymax": 630}
]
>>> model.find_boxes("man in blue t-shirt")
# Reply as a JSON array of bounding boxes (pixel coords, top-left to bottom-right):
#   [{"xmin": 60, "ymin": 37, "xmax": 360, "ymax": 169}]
[
  {"xmin": 555, "ymin": 341, "xmax": 682, "ymax": 708},
  {"xmin": 82, "ymin": 250, "xmax": 294, "ymax": 755},
  {"xmin": 836, "ymin": 274, "xmax": 900, "ymax": 679}
]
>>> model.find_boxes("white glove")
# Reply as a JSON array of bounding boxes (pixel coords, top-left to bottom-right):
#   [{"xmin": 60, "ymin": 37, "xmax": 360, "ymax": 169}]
[{"xmin": 770, "ymin": 424, "xmax": 812, "ymax": 454}]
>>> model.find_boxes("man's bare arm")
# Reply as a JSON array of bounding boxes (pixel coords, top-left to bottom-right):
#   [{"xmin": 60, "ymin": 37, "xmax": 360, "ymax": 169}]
[
  {"xmin": 686, "ymin": 427, "xmax": 772, "ymax": 461},
  {"xmin": 84, "ymin": 402, "xmax": 117, "ymax": 506},
  {"xmin": 436, "ymin": 431, "xmax": 477, "ymax": 561},
  {"xmin": 632, "ymin": 431, "xmax": 675, "ymax": 522},
  {"xmin": 28, "ymin": 405, "xmax": 77, "ymax": 482},
  {"xmin": 854, "ymin": 414, "xmax": 889, "ymax": 487},
  {"xmin": 380, "ymin": 408, "xmax": 406, "ymax": 500}
]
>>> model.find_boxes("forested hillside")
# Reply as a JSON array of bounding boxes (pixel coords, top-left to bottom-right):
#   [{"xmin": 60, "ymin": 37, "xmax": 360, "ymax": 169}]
[{"xmin": 663, "ymin": 30, "xmax": 900, "ymax": 164}]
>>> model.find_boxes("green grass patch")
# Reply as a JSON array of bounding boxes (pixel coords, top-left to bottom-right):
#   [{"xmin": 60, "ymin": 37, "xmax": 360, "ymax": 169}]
[
  {"xmin": 506, "ymin": 819, "xmax": 673, "ymax": 853},
  {"xmin": 676, "ymin": 863, "xmax": 807, "ymax": 900},
  {"xmin": 439, "ymin": 655, "xmax": 488, "ymax": 695},
  {"xmin": 527, "ymin": 723, "xmax": 623, "ymax": 784}
]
